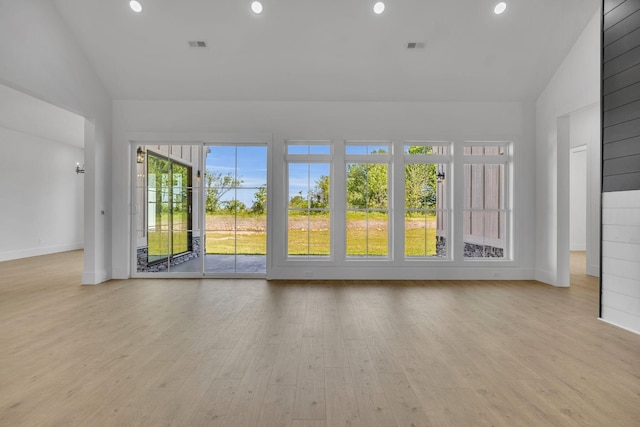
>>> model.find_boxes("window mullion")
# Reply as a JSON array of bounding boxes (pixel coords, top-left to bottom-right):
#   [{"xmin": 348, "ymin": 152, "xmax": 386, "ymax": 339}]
[
  {"xmin": 333, "ymin": 141, "xmax": 346, "ymax": 261},
  {"xmin": 392, "ymin": 142, "xmax": 404, "ymax": 262}
]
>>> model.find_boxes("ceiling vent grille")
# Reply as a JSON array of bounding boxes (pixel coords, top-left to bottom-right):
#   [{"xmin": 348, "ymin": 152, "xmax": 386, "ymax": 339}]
[
  {"xmin": 188, "ymin": 41, "xmax": 207, "ymax": 48},
  {"xmin": 406, "ymin": 42, "xmax": 425, "ymax": 49}
]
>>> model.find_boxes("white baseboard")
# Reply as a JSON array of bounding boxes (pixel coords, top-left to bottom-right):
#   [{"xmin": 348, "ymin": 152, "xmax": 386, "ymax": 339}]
[
  {"xmin": 268, "ymin": 266, "xmax": 535, "ymax": 281},
  {"xmin": 0, "ymin": 243, "xmax": 83, "ymax": 262},
  {"xmin": 586, "ymin": 262, "xmax": 600, "ymax": 277},
  {"xmin": 599, "ymin": 317, "xmax": 640, "ymax": 336},
  {"xmin": 82, "ymin": 269, "xmax": 110, "ymax": 285},
  {"xmin": 534, "ymin": 269, "xmax": 565, "ymax": 287}
]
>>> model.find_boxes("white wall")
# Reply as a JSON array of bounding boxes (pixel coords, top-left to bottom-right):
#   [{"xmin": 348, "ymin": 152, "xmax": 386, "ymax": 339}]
[
  {"xmin": 0, "ymin": 0, "xmax": 112, "ymax": 283},
  {"xmin": 570, "ymin": 105, "xmax": 601, "ymax": 275},
  {"xmin": 112, "ymin": 100, "xmax": 536, "ymax": 280},
  {"xmin": 570, "ymin": 147, "xmax": 587, "ymax": 251},
  {"xmin": 0, "ymin": 127, "xmax": 84, "ymax": 261},
  {"xmin": 535, "ymin": 10, "xmax": 601, "ymax": 286},
  {"xmin": 602, "ymin": 190, "xmax": 640, "ymax": 334}
]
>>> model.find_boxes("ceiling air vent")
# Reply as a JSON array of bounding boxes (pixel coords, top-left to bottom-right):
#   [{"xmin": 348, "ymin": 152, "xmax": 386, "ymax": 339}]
[
  {"xmin": 188, "ymin": 41, "xmax": 207, "ymax": 48},
  {"xmin": 406, "ymin": 42, "xmax": 425, "ymax": 49}
]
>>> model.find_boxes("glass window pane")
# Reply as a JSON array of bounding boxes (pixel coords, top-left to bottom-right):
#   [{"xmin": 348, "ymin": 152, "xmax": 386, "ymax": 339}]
[
  {"xmin": 207, "ymin": 146, "xmax": 236, "ymax": 176},
  {"xmin": 237, "ymin": 146, "xmax": 267, "ymax": 188},
  {"xmin": 236, "ymin": 223, "xmax": 265, "ymax": 256},
  {"xmin": 464, "ymin": 211, "xmax": 484, "ymax": 258},
  {"xmin": 405, "ymin": 211, "xmax": 442, "ymax": 258},
  {"xmin": 287, "ymin": 145, "xmax": 309, "ymax": 155},
  {"xmin": 289, "ymin": 163, "xmax": 310, "ymax": 209},
  {"xmin": 435, "ymin": 211, "xmax": 447, "ymax": 257},
  {"xmin": 463, "ymin": 156, "xmax": 506, "ymax": 259},
  {"xmin": 464, "ymin": 145, "xmax": 506, "ymax": 155},
  {"xmin": 405, "ymin": 212, "xmax": 427, "ymax": 257},
  {"xmin": 367, "ymin": 211, "xmax": 388, "ymax": 256},
  {"xmin": 346, "ymin": 213, "xmax": 367, "ymax": 256},
  {"xmin": 309, "ymin": 163, "xmax": 330, "ymax": 208},
  {"xmin": 287, "ymin": 144, "xmax": 331, "ymax": 155},
  {"xmin": 287, "ymin": 160, "xmax": 330, "ymax": 257},
  {"xmin": 404, "ymin": 145, "xmax": 448, "ymax": 155},
  {"xmin": 309, "ymin": 145, "xmax": 331, "ymax": 155},
  {"xmin": 346, "ymin": 163, "xmax": 388, "ymax": 209},
  {"xmin": 206, "ymin": 226, "xmax": 236, "ymax": 255},
  {"xmin": 309, "ymin": 212, "xmax": 330, "ymax": 256},
  {"xmin": 404, "ymin": 163, "xmax": 437, "ymax": 209},
  {"xmin": 345, "ymin": 145, "xmax": 368, "ymax": 155},
  {"xmin": 367, "ymin": 145, "xmax": 389, "ymax": 155},
  {"xmin": 288, "ymin": 212, "xmax": 309, "ymax": 256},
  {"xmin": 346, "ymin": 144, "xmax": 390, "ymax": 155}
]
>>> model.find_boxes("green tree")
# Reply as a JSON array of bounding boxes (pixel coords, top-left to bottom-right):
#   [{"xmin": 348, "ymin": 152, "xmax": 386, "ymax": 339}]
[
  {"xmin": 205, "ymin": 170, "xmax": 242, "ymax": 213},
  {"xmin": 289, "ymin": 191, "xmax": 308, "ymax": 209},
  {"xmin": 404, "ymin": 146, "xmax": 437, "ymax": 210},
  {"xmin": 250, "ymin": 185, "xmax": 267, "ymax": 214},
  {"xmin": 221, "ymin": 199, "xmax": 247, "ymax": 213},
  {"xmin": 347, "ymin": 163, "xmax": 388, "ymax": 209},
  {"xmin": 310, "ymin": 175, "xmax": 330, "ymax": 209}
]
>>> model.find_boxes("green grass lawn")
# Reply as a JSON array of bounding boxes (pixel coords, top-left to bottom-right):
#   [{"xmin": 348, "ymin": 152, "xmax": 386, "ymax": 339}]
[{"xmin": 148, "ymin": 213, "xmax": 439, "ymax": 257}]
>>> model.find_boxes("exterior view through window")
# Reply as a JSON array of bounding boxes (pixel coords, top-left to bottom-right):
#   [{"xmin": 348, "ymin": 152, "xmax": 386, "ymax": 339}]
[
  {"xmin": 132, "ymin": 140, "xmax": 511, "ymax": 277},
  {"xmin": 205, "ymin": 145, "xmax": 267, "ymax": 273},
  {"xmin": 345, "ymin": 143, "xmax": 391, "ymax": 258},
  {"xmin": 463, "ymin": 144, "xmax": 508, "ymax": 258},
  {"xmin": 286, "ymin": 142, "xmax": 331, "ymax": 257},
  {"xmin": 404, "ymin": 143, "xmax": 449, "ymax": 258},
  {"xmin": 134, "ymin": 143, "xmax": 267, "ymax": 274}
]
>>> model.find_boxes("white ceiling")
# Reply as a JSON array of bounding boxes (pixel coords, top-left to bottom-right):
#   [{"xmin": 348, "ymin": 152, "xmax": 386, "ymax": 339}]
[
  {"xmin": 0, "ymin": 84, "xmax": 84, "ymax": 147},
  {"xmin": 51, "ymin": 0, "xmax": 599, "ymax": 102}
]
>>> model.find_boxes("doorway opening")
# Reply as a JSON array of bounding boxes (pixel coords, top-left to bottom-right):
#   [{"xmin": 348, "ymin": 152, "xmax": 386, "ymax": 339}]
[{"xmin": 570, "ymin": 145, "xmax": 587, "ymax": 276}]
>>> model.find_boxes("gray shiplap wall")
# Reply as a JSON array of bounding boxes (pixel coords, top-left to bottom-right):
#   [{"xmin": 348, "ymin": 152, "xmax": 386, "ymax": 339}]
[{"xmin": 603, "ymin": 0, "xmax": 640, "ymax": 192}]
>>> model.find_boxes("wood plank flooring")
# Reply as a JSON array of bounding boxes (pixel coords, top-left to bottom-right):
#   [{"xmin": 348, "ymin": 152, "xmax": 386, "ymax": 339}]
[{"xmin": 1, "ymin": 250, "xmax": 639, "ymax": 426}]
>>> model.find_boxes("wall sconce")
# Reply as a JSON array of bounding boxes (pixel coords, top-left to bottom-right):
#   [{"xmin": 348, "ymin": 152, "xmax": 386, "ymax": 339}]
[
  {"xmin": 137, "ymin": 147, "xmax": 145, "ymax": 163},
  {"xmin": 75, "ymin": 162, "xmax": 85, "ymax": 174},
  {"xmin": 436, "ymin": 171, "xmax": 445, "ymax": 183},
  {"xmin": 196, "ymin": 170, "xmax": 201, "ymax": 181}
]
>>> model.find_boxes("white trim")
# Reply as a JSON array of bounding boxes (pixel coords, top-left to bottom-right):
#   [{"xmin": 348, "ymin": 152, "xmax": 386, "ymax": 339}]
[
  {"xmin": 0, "ymin": 243, "xmax": 83, "ymax": 263},
  {"xmin": 599, "ymin": 318, "xmax": 640, "ymax": 336}
]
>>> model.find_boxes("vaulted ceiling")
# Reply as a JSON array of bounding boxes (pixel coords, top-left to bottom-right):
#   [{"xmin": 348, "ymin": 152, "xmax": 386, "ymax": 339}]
[{"xmin": 52, "ymin": 0, "xmax": 600, "ymax": 102}]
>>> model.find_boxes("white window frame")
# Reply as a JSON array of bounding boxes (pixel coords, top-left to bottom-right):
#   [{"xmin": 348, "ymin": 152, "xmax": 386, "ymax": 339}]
[
  {"xmin": 403, "ymin": 141, "xmax": 452, "ymax": 260},
  {"xmin": 344, "ymin": 140, "xmax": 393, "ymax": 260},
  {"xmin": 284, "ymin": 140, "xmax": 333, "ymax": 260},
  {"xmin": 462, "ymin": 141, "xmax": 512, "ymax": 260}
]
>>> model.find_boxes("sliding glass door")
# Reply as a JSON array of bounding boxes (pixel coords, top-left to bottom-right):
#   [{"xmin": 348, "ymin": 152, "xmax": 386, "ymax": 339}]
[
  {"xmin": 133, "ymin": 143, "xmax": 267, "ymax": 276},
  {"xmin": 204, "ymin": 145, "xmax": 267, "ymax": 274}
]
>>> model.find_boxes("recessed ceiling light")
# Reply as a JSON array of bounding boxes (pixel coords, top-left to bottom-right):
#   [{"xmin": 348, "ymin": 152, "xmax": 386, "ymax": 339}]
[
  {"xmin": 129, "ymin": 1, "xmax": 142, "ymax": 13},
  {"xmin": 494, "ymin": 2, "xmax": 507, "ymax": 15},
  {"xmin": 251, "ymin": 1, "xmax": 263, "ymax": 14},
  {"xmin": 373, "ymin": 1, "xmax": 385, "ymax": 14}
]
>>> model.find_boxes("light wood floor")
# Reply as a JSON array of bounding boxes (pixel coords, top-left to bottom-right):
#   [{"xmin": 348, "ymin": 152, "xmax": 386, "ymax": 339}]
[{"xmin": 1, "ymin": 251, "xmax": 639, "ymax": 426}]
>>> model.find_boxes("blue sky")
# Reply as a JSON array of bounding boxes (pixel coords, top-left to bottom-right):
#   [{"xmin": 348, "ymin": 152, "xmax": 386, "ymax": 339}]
[
  {"xmin": 205, "ymin": 145, "xmax": 266, "ymax": 205},
  {"xmin": 288, "ymin": 163, "xmax": 329, "ymax": 201},
  {"xmin": 205, "ymin": 145, "xmax": 329, "ymax": 205}
]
